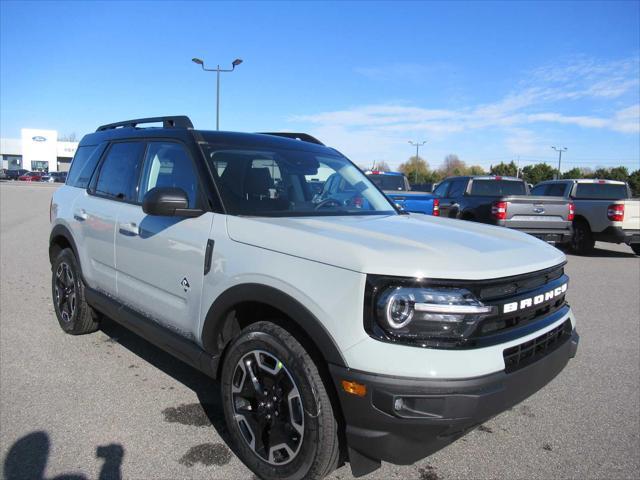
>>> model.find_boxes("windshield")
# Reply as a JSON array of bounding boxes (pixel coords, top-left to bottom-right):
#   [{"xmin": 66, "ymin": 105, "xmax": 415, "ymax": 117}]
[
  {"xmin": 366, "ymin": 174, "xmax": 407, "ymax": 191},
  {"xmin": 202, "ymin": 145, "xmax": 396, "ymax": 217},
  {"xmin": 469, "ymin": 179, "xmax": 526, "ymax": 196},
  {"xmin": 574, "ymin": 183, "xmax": 629, "ymax": 199}
]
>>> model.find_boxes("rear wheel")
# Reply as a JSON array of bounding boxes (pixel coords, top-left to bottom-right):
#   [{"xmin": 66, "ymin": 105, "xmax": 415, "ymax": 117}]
[
  {"xmin": 631, "ymin": 244, "xmax": 640, "ymax": 256},
  {"xmin": 51, "ymin": 248, "xmax": 99, "ymax": 335},
  {"xmin": 571, "ymin": 219, "xmax": 595, "ymax": 255},
  {"xmin": 221, "ymin": 321, "xmax": 340, "ymax": 480}
]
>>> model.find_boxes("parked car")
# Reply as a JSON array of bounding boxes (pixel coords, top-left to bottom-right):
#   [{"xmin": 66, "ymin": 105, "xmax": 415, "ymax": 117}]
[
  {"xmin": 5, "ymin": 169, "xmax": 29, "ymax": 180},
  {"xmin": 429, "ymin": 175, "xmax": 574, "ymax": 244},
  {"xmin": 49, "ymin": 116, "xmax": 578, "ymax": 480},
  {"xmin": 48, "ymin": 171, "xmax": 68, "ymax": 183},
  {"xmin": 0, "ymin": 169, "xmax": 7, "ymax": 180},
  {"xmin": 531, "ymin": 179, "xmax": 640, "ymax": 255},
  {"xmin": 366, "ymin": 171, "xmax": 439, "ymax": 215},
  {"xmin": 18, "ymin": 171, "xmax": 43, "ymax": 182}
]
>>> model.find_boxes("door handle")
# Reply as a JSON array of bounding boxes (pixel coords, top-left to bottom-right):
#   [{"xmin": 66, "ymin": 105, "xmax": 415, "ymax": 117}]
[
  {"xmin": 118, "ymin": 222, "xmax": 139, "ymax": 236},
  {"xmin": 73, "ymin": 209, "xmax": 88, "ymax": 221}
]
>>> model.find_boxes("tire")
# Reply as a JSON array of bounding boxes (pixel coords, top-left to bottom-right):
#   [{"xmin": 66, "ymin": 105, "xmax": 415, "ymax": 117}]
[
  {"xmin": 571, "ymin": 219, "xmax": 595, "ymax": 255},
  {"xmin": 51, "ymin": 248, "xmax": 99, "ymax": 335},
  {"xmin": 631, "ymin": 244, "xmax": 640, "ymax": 256},
  {"xmin": 221, "ymin": 321, "xmax": 340, "ymax": 480}
]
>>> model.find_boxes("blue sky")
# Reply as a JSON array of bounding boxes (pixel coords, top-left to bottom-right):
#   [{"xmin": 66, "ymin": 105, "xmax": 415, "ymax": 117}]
[{"xmin": 1, "ymin": 0, "xmax": 639, "ymax": 172}]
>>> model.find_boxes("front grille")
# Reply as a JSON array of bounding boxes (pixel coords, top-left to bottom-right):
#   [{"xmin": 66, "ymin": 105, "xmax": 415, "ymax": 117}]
[
  {"xmin": 469, "ymin": 264, "xmax": 568, "ymax": 340},
  {"xmin": 503, "ymin": 319, "xmax": 572, "ymax": 372}
]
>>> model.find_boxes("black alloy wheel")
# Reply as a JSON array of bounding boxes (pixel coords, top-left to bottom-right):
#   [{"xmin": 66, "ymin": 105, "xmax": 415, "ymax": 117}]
[{"xmin": 231, "ymin": 350, "xmax": 305, "ymax": 465}]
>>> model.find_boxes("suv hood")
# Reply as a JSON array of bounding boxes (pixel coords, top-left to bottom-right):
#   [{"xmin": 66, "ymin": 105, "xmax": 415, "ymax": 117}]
[{"xmin": 226, "ymin": 214, "xmax": 565, "ymax": 280}]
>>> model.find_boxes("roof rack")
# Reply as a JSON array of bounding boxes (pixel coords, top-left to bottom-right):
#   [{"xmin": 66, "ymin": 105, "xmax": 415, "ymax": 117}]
[
  {"xmin": 96, "ymin": 116, "xmax": 194, "ymax": 132},
  {"xmin": 258, "ymin": 132, "xmax": 325, "ymax": 146}
]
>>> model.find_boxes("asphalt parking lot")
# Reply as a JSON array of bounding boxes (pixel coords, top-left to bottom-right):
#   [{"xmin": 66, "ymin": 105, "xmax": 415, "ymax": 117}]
[{"xmin": 1, "ymin": 181, "xmax": 639, "ymax": 480}]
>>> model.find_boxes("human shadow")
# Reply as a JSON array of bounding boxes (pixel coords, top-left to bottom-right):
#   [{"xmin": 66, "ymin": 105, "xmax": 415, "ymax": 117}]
[
  {"xmin": 3, "ymin": 431, "xmax": 124, "ymax": 480},
  {"xmin": 98, "ymin": 318, "xmax": 234, "ymax": 449}
]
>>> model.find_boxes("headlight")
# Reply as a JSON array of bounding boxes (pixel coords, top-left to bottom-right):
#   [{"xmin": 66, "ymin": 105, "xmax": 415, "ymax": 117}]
[{"xmin": 373, "ymin": 286, "xmax": 495, "ymax": 346}]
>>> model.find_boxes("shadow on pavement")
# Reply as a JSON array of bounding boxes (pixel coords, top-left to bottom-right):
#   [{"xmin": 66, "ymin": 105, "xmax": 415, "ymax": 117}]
[
  {"xmin": 557, "ymin": 245, "xmax": 637, "ymax": 259},
  {"xmin": 3, "ymin": 431, "xmax": 123, "ymax": 480},
  {"xmin": 98, "ymin": 318, "xmax": 235, "ymax": 450},
  {"xmin": 572, "ymin": 249, "xmax": 636, "ymax": 258}
]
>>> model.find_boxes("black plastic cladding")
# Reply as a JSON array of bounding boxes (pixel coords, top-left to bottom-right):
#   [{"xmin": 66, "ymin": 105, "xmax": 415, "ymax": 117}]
[{"xmin": 364, "ymin": 263, "xmax": 568, "ymax": 350}]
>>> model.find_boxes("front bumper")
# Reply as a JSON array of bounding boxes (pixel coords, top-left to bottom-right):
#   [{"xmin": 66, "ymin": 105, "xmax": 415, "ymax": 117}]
[{"xmin": 330, "ymin": 328, "xmax": 579, "ymax": 476}]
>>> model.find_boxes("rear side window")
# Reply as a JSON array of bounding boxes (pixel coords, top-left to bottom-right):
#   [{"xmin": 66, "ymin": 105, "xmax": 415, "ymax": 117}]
[
  {"xmin": 433, "ymin": 181, "xmax": 449, "ymax": 197},
  {"xmin": 574, "ymin": 183, "xmax": 628, "ymax": 199},
  {"xmin": 448, "ymin": 179, "xmax": 468, "ymax": 197},
  {"xmin": 546, "ymin": 183, "xmax": 567, "ymax": 196},
  {"xmin": 66, "ymin": 145, "xmax": 100, "ymax": 188},
  {"xmin": 138, "ymin": 142, "xmax": 201, "ymax": 208},
  {"xmin": 469, "ymin": 180, "xmax": 526, "ymax": 196},
  {"xmin": 94, "ymin": 142, "xmax": 145, "ymax": 201},
  {"xmin": 531, "ymin": 184, "xmax": 547, "ymax": 195},
  {"xmin": 532, "ymin": 183, "xmax": 567, "ymax": 196},
  {"xmin": 367, "ymin": 174, "xmax": 406, "ymax": 191}
]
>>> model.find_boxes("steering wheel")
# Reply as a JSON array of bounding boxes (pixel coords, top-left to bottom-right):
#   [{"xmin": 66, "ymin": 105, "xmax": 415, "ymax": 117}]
[{"xmin": 314, "ymin": 198, "xmax": 343, "ymax": 210}]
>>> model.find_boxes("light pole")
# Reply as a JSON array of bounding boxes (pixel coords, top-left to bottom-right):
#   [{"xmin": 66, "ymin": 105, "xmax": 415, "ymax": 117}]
[
  {"xmin": 192, "ymin": 57, "xmax": 243, "ymax": 130},
  {"xmin": 408, "ymin": 140, "xmax": 426, "ymax": 185},
  {"xmin": 551, "ymin": 146, "xmax": 567, "ymax": 180}
]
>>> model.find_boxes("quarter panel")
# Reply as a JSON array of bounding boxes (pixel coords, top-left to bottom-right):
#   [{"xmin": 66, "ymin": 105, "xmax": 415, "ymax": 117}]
[{"xmin": 198, "ymin": 214, "xmax": 368, "ymax": 356}]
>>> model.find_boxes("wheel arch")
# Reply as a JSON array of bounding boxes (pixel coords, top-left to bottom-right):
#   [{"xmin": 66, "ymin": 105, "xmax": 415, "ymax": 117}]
[
  {"xmin": 572, "ymin": 214, "xmax": 591, "ymax": 230},
  {"xmin": 49, "ymin": 224, "xmax": 81, "ymax": 269},
  {"xmin": 201, "ymin": 283, "xmax": 347, "ymax": 370}
]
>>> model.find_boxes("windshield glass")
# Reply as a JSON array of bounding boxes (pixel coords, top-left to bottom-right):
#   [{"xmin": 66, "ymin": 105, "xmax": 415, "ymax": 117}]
[
  {"xmin": 366, "ymin": 174, "xmax": 407, "ymax": 191},
  {"xmin": 574, "ymin": 183, "xmax": 628, "ymax": 199},
  {"xmin": 202, "ymin": 146, "xmax": 396, "ymax": 217},
  {"xmin": 469, "ymin": 179, "xmax": 526, "ymax": 196}
]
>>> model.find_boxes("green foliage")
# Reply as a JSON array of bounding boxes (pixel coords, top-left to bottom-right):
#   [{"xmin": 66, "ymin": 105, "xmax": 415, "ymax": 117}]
[
  {"xmin": 398, "ymin": 156, "xmax": 431, "ymax": 184},
  {"xmin": 606, "ymin": 166, "xmax": 630, "ymax": 182},
  {"xmin": 522, "ymin": 163, "xmax": 557, "ymax": 185},
  {"xmin": 490, "ymin": 161, "xmax": 518, "ymax": 177},
  {"xmin": 627, "ymin": 170, "xmax": 640, "ymax": 196},
  {"xmin": 562, "ymin": 167, "xmax": 583, "ymax": 179},
  {"xmin": 468, "ymin": 165, "xmax": 486, "ymax": 176},
  {"xmin": 525, "ymin": 163, "xmax": 636, "ymax": 188}
]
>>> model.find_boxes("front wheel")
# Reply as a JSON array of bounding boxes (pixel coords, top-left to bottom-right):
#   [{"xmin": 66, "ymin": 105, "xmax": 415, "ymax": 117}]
[
  {"xmin": 51, "ymin": 248, "xmax": 99, "ymax": 335},
  {"xmin": 221, "ymin": 321, "xmax": 340, "ymax": 480},
  {"xmin": 631, "ymin": 244, "xmax": 640, "ymax": 256}
]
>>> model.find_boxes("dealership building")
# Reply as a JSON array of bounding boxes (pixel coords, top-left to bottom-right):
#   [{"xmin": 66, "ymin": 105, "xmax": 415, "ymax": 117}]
[{"xmin": 1, "ymin": 129, "xmax": 79, "ymax": 173}]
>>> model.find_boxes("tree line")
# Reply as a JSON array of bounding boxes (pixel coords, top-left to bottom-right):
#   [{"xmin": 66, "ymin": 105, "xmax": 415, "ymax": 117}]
[{"xmin": 372, "ymin": 155, "xmax": 640, "ymax": 195}]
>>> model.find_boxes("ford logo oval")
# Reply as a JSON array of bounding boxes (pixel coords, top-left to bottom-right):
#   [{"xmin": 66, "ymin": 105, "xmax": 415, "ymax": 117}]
[
  {"xmin": 32, "ymin": 136, "xmax": 47, "ymax": 142},
  {"xmin": 533, "ymin": 206, "xmax": 545, "ymax": 214}
]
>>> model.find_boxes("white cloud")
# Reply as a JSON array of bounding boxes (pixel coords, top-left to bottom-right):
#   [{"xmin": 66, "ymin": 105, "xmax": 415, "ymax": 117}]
[
  {"xmin": 288, "ymin": 55, "xmax": 640, "ymax": 167},
  {"xmin": 612, "ymin": 104, "xmax": 640, "ymax": 133}
]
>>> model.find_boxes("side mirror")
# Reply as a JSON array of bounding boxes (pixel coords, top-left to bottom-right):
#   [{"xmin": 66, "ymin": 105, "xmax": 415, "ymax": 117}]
[{"xmin": 142, "ymin": 187, "xmax": 203, "ymax": 217}]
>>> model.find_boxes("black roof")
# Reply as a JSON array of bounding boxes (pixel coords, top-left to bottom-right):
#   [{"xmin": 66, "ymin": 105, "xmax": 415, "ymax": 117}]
[{"xmin": 81, "ymin": 115, "xmax": 331, "ymax": 154}]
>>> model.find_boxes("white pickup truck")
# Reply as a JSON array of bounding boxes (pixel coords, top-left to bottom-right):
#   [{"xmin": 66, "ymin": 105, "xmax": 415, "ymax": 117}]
[{"xmin": 531, "ymin": 179, "xmax": 640, "ymax": 255}]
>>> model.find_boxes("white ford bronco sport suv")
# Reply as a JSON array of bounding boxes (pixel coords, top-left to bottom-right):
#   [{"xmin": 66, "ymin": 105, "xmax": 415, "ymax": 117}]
[{"xmin": 50, "ymin": 116, "xmax": 579, "ymax": 480}]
